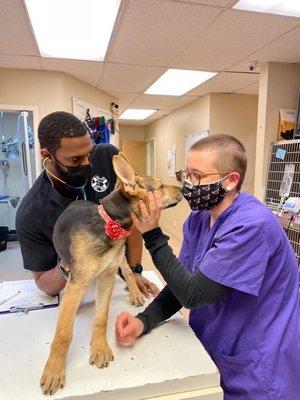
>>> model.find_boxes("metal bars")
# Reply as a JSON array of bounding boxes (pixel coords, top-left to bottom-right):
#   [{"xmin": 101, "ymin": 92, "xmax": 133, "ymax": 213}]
[{"xmin": 265, "ymin": 140, "xmax": 300, "ymax": 262}]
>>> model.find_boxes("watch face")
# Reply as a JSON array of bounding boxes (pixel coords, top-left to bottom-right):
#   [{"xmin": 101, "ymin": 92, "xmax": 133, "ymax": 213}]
[{"xmin": 133, "ymin": 264, "xmax": 143, "ymax": 274}]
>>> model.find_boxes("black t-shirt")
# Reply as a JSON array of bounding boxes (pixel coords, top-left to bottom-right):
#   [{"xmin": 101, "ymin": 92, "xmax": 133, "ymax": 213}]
[{"xmin": 16, "ymin": 143, "xmax": 119, "ymax": 272}]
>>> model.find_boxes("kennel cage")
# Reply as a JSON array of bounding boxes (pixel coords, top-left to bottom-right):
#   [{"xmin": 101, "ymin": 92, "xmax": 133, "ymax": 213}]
[{"xmin": 265, "ymin": 139, "xmax": 300, "ymax": 264}]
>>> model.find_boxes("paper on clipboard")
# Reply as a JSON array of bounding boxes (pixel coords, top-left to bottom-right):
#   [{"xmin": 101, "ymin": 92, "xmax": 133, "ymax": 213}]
[{"xmin": 0, "ymin": 279, "xmax": 59, "ymax": 314}]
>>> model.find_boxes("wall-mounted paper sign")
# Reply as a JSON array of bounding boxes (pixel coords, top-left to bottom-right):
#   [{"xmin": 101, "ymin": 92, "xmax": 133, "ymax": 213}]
[
  {"xmin": 167, "ymin": 145, "xmax": 176, "ymax": 177},
  {"xmin": 185, "ymin": 130, "xmax": 208, "ymax": 162}
]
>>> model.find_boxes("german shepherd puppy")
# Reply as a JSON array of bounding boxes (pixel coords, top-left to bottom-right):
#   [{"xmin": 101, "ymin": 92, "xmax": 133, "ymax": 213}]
[{"xmin": 40, "ymin": 153, "xmax": 182, "ymax": 395}]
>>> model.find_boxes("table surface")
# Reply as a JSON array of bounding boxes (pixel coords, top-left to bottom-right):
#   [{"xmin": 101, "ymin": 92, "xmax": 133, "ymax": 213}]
[{"xmin": 0, "ymin": 271, "xmax": 220, "ymax": 400}]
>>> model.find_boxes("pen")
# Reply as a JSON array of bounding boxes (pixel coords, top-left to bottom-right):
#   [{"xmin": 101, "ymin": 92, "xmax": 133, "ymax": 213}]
[{"xmin": 0, "ymin": 291, "xmax": 20, "ymax": 306}]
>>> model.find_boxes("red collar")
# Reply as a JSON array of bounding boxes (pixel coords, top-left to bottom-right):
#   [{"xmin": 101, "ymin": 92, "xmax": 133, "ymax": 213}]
[{"xmin": 98, "ymin": 204, "xmax": 131, "ymax": 240}]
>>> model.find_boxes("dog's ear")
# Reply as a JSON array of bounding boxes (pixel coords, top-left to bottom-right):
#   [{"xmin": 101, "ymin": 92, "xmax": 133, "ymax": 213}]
[
  {"xmin": 114, "ymin": 152, "xmax": 131, "ymax": 189},
  {"xmin": 113, "ymin": 155, "xmax": 136, "ymax": 191},
  {"xmin": 117, "ymin": 151, "xmax": 130, "ymax": 163}
]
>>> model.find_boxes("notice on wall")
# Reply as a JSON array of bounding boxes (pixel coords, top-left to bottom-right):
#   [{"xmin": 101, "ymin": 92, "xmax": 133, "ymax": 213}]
[
  {"xmin": 167, "ymin": 145, "xmax": 176, "ymax": 177},
  {"xmin": 185, "ymin": 130, "xmax": 208, "ymax": 162}
]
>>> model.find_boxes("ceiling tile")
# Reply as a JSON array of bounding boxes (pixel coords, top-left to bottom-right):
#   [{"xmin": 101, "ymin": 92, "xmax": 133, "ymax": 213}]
[
  {"xmin": 108, "ymin": 0, "xmax": 221, "ymax": 66},
  {"xmin": 107, "ymin": 91, "xmax": 140, "ymax": 110},
  {"xmin": 229, "ymin": 25, "xmax": 300, "ymax": 72},
  {"xmin": 187, "ymin": 71, "xmax": 258, "ymax": 95},
  {"xmin": 130, "ymin": 94, "xmax": 196, "ymax": 112},
  {"xmin": 0, "ymin": 0, "xmax": 38, "ymax": 56},
  {"xmin": 234, "ymin": 81, "xmax": 259, "ymax": 95},
  {"xmin": 170, "ymin": 9, "xmax": 300, "ymax": 71},
  {"xmin": 98, "ymin": 63, "xmax": 164, "ymax": 93},
  {"xmin": 0, "ymin": 55, "xmax": 40, "ymax": 69},
  {"xmin": 41, "ymin": 58, "xmax": 103, "ymax": 87}
]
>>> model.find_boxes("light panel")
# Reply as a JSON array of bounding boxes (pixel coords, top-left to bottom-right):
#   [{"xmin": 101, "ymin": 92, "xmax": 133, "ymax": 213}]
[
  {"xmin": 25, "ymin": 0, "xmax": 121, "ymax": 60},
  {"xmin": 120, "ymin": 109, "xmax": 157, "ymax": 120},
  {"xmin": 145, "ymin": 69, "xmax": 217, "ymax": 96},
  {"xmin": 233, "ymin": 0, "xmax": 300, "ymax": 18}
]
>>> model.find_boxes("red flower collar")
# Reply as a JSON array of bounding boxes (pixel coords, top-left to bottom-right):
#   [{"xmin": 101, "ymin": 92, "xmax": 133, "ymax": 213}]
[{"xmin": 98, "ymin": 204, "xmax": 131, "ymax": 240}]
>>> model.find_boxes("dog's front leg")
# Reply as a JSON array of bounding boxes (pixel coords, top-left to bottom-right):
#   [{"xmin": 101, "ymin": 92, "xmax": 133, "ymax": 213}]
[
  {"xmin": 89, "ymin": 273, "xmax": 115, "ymax": 368},
  {"xmin": 120, "ymin": 261, "xmax": 145, "ymax": 306},
  {"xmin": 40, "ymin": 281, "xmax": 88, "ymax": 395}
]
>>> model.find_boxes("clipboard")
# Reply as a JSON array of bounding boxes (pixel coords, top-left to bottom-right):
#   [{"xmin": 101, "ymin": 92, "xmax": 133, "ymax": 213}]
[{"xmin": 0, "ymin": 279, "xmax": 59, "ymax": 315}]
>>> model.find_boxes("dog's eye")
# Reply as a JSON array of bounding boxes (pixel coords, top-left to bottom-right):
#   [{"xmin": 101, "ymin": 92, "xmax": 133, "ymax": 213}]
[{"xmin": 137, "ymin": 181, "xmax": 147, "ymax": 189}]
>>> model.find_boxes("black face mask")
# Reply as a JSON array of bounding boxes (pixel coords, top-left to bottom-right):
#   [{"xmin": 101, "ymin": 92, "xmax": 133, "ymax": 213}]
[
  {"xmin": 181, "ymin": 178, "xmax": 228, "ymax": 211},
  {"xmin": 52, "ymin": 156, "xmax": 92, "ymax": 188}
]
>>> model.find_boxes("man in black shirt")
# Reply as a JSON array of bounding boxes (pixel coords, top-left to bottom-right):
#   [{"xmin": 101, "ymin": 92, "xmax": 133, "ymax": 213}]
[{"xmin": 16, "ymin": 111, "xmax": 158, "ymax": 297}]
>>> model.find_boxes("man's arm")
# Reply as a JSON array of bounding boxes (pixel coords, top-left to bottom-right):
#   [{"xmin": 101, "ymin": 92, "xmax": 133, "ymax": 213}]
[
  {"xmin": 125, "ymin": 226, "xmax": 159, "ymax": 297},
  {"xmin": 126, "ymin": 225, "xmax": 143, "ymax": 266},
  {"xmin": 33, "ymin": 265, "xmax": 67, "ymax": 296}
]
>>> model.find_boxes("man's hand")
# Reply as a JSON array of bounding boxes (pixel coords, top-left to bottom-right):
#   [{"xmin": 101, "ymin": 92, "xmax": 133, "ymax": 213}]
[
  {"xmin": 115, "ymin": 311, "xmax": 144, "ymax": 346},
  {"xmin": 134, "ymin": 273, "xmax": 159, "ymax": 298}
]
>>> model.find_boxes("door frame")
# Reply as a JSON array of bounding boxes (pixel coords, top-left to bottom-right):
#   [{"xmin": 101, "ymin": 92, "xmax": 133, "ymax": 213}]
[{"xmin": 146, "ymin": 137, "xmax": 156, "ymax": 176}]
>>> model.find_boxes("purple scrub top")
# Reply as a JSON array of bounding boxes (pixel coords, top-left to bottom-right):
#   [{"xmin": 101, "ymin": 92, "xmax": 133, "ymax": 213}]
[{"xmin": 179, "ymin": 192, "xmax": 300, "ymax": 399}]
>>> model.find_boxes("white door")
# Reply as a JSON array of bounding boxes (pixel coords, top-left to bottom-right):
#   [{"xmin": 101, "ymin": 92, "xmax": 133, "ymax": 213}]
[{"xmin": 0, "ymin": 109, "xmax": 36, "ymax": 230}]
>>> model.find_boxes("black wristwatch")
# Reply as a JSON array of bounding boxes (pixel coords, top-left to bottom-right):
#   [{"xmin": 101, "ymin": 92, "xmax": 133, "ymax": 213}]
[{"xmin": 131, "ymin": 263, "xmax": 143, "ymax": 274}]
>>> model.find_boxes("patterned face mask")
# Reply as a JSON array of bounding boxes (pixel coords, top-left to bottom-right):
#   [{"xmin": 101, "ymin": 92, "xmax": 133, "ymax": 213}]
[{"xmin": 181, "ymin": 176, "xmax": 229, "ymax": 211}]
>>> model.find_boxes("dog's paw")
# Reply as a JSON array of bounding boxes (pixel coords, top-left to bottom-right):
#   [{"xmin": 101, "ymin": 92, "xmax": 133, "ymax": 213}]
[
  {"xmin": 40, "ymin": 364, "xmax": 65, "ymax": 395},
  {"xmin": 89, "ymin": 344, "xmax": 114, "ymax": 368},
  {"xmin": 130, "ymin": 290, "xmax": 145, "ymax": 307}
]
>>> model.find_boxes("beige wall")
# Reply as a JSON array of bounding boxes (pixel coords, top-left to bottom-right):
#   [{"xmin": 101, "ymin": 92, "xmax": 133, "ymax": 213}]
[
  {"xmin": 254, "ymin": 62, "xmax": 300, "ymax": 200},
  {"xmin": 145, "ymin": 95, "xmax": 211, "ymax": 240},
  {"xmin": 0, "ymin": 68, "xmax": 117, "ymax": 173},
  {"xmin": 120, "ymin": 125, "xmax": 146, "ymax": 141},
  {"xmin": 0, "ymin": 68, "xmax": 64, "ymax": 119},
  {"xmin": 209, "ymin": 93, "xmax": 258, "ymax": 194},
  {"xmin": 0, "ymin": 68, "xmax": 115, "ymax": 120}
]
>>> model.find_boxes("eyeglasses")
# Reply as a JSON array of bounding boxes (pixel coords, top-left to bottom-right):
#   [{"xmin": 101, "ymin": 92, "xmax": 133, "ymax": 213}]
[{"xmin": 175, "ymin": 170, "xmax": 229, "ymax": 186}]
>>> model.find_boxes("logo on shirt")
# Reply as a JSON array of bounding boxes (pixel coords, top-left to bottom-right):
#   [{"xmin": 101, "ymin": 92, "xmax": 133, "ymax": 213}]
[{"xmin": 91, "ymin": 175, "xmax": 109, "ymax": 193}]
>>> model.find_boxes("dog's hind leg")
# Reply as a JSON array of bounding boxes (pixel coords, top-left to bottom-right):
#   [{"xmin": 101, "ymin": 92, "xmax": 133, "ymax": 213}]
[
  {"xmin": 120, "ymin": 261, "xmax": 145, "ymax": 307},
  {"xmin": 40, "ymin": 280, "xmax": 89, "ymax": 395},
  {"xmin": 89, "ymin": 273, "xmax": 115, "ymax": 368}
]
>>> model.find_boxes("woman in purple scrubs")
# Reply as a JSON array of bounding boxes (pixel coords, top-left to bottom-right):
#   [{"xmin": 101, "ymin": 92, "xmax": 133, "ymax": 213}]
[{"xmin": 115, "ymin": 134, "xmax": 300, "ymax": 399}]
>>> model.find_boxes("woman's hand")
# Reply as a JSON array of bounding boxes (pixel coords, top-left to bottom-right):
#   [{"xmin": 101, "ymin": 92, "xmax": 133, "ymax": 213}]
[
  {"xmin": 131, "ymin": 191, "xmax": 163, "ymax": 234},
  {"xmin": 115, "ymin": 311, "xmax": 144, "ymax": 346}
]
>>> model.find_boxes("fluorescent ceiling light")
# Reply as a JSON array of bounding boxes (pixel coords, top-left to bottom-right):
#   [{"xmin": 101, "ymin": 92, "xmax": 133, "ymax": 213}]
[
  {"xmin": 145, "ymin": 69, "xmax": 217, "ymax": 96},
  {"xmin": 120, "ymin": 109, "xmax": 157, "ymax": 120},
  {"xmin": 25, "ymin": 0, "xmax": 121, "ymax": 61},
  {"xmin": 233, "ymin": 0, "xmax": 300, "ymax": 18}
]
